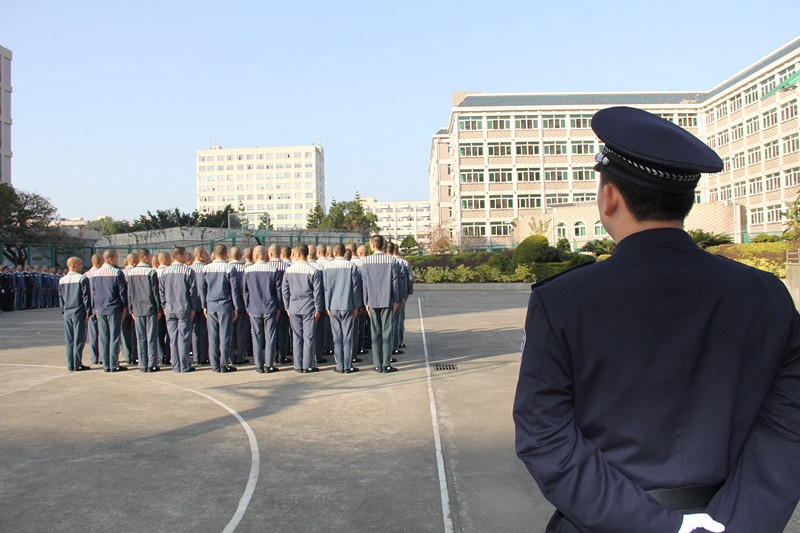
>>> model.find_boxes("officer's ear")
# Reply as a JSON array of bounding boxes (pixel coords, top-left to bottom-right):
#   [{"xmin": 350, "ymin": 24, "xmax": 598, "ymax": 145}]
[{"xmin": 599, "ymin": 180, "xmax": 621, "ymax": 218}]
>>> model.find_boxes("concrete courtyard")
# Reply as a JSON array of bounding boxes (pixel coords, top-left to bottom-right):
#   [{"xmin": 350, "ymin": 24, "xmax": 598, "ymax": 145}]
[{"xmin": 0, "ymin": 288, "xmax": 798, "ymax": 532}]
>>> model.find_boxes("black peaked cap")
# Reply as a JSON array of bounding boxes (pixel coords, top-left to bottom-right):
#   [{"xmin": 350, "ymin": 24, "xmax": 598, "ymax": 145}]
[{"xmin": 592, "ymin": 106, "xmax": 724, "ymax": 193}]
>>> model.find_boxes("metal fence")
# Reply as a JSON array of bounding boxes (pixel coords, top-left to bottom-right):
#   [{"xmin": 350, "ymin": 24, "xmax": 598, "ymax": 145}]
[{"xmin": 1, "ymin": 242, "xmax": 95, "ymax": 269}]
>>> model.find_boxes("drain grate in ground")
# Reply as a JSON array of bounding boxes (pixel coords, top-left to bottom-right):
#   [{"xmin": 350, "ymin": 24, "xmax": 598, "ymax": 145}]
[{"xmin": 433, "ymin": 363, "xmax": 458, "ymax": 371}]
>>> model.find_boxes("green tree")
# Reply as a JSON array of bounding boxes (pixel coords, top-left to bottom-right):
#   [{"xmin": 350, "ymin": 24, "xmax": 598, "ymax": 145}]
[
  {"xmin": 511, "ymin": 235, "xmax": 558, "ymax": 269},
  {"xmin": 0, "ymin": 184, "xmax": 69, "ymax": 265},
  {"xmin": 306, "ymin": 202, "xmax": 325, "ymax": 229},
  {"xmin": 688, "ymin": 229, "xmax": 733, "ymax": 249},
  {"xmin": 581, "ymin": 238, "xmax": 617, "ymax": 256},
  {"xmin": 528, "ymin": 217, "xmax": 551, "ymax": 236},
  {"xmin": 781, "ymin": 194, "xmax": 800, "ymax": 240},
  {"xmin": 198, "ymin": 205, "xmax": 235, "ymax": 228},
  {"xmin": 400, "ymin": 235, "xmax": 419, "ymax": 255},
  {"xmin": 85, "ymin": 216, "xmax": 133, "ymax": 235}
]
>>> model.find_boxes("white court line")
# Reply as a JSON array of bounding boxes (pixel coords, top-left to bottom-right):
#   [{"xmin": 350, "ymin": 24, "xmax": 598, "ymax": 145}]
[
  {"xmin": 0, "ymin": 363, "xmax": 259, "ymax": 533},
  {"xmin": 418, "ymin": 297, "xmax": 455, "ymax": 533}
]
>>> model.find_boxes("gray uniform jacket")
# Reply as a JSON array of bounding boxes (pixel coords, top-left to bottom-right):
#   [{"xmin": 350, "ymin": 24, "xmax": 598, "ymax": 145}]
[
  {"xmin": 323, "ymin": 257, "xmax": 363, "ymax": 312},
  {"xmin": 202, "ymin": 260, "xmax": 241, "ymax": 312},
  {"xmin": 160, "ymin": 263, "xmax": 199, "ymax": 315},
  {"xmin": 229, "ymin": 260, "xmax": 247, "ymax": 311},
  {"xmin": 282, "ymin": 261, "xmax": 323, "ymax": 315},
  {"xmin": 189, "ymin": 261, "xmax": 206, "ymax": 312},
  {"xmin": 126, "ymin": 264, "xmax": 160, "ymax": 316},
  {"xmin": 59, "ymin": 272, "xmax": 92, "ymax": 318},
  {"xmin": 396, "ymin": 256, "xmax": 413, "ymax": 296},
  {"xmin": 360, "ymin": 252, "xmax": 400, "ymax": 309},
  {"xmin": 91, "ymin": 264, "xmax": 128, "ymax": 315},
  {"xmin": 243, "ymin": 260, "xmax": 285, "ymax": 316},
  {"xmin": 393, "ymin": 257, "xmax": 408, "ymax": 301}
]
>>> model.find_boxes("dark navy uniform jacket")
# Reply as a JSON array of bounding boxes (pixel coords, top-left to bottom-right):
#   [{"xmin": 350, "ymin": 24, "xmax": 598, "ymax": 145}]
[{"xmin": 513, "ymin": 228, "xmax": 800, "ymax": 533}]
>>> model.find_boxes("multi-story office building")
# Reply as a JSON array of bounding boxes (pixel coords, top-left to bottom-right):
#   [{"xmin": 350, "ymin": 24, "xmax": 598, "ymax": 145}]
[
  {"xmin": 0, "ymin": 45, "xmax": 11, "ymax": 185},
  {"xmin": 196, "ymin": 144, "xmax": 325, "ymax": 230},
  {"xmin": 430, "ymin": 37, "xmax": 800, "ymax": 249},
  {"xmin": 359, "ymin": 196, "xmax": 431, "ymax": 244}
]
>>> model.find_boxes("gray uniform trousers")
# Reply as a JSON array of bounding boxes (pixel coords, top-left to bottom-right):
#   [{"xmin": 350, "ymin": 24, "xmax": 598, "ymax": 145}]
[
  {"xmin": 250, "ymin": 313, "xmax": 277, "ymax": 369},
  {"xmin": 121, "ymin": 313, "xmax": 137, "ymax": 363},
  {"xmin": 192, "ymin": 314, "xmax": 209, "ymax": 364},
  {"xmin": 64, "ymin": 313, "xmax": 87, "ymax": 370},
  {"xmin": 135, "ymin": 314, "xmax": 159, "ymax": 370},
  {"xmin": 166, "ymin": 311, "xmax": 193, "ymax": 372},
  {"xmin": 276, "ymin": 311, "xmax": 290, "ymax": 361},
  {"xmin": 290, "ymin": 313, "xmax": 316, "ymax": 370},
  {"xmin": 399, "ymin": 303, "xmax": 406, "ymax": 345},
  {"xmin": 329, "ymin": 310, "xmax": 354, "ymax": 371},
  {"xmin": 97, "ymin": 311, "xmax": 122, "ymax": 371},
  {"xmin": 369, "ymin": 307, "xmax": 393, "ymax": 369},
  {"xmin": 392, "ymin": 302, "xmax": 403, "ymax": 351},
  {"xmin": 207, "ymin": 309, "xmax": 233, "ymax": 371},
  {"xmin": 231, "ymin": 312, "xmax": 251, "ymax": 364},
  {"xmin": 87, "ymin": 315, "xmax": 100, "ymax": 364}
]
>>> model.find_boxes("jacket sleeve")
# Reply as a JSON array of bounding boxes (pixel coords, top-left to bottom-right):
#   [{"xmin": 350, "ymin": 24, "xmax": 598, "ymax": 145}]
[
  {"xmin": 158, "ymin": 273, "xmax": 167, "ymax": 312},
  {"xmin": 391, "ymin": 261, "xmax": 400, "ymax": 304},
  {"xmin": 230, "ymin": 269, "xmax": 242, "ymax": 312},
  {"xmin": 273, "ymin": 269, "xmax": 285, "ymax": 311},
  {"xmin": 187, "ymin": 271, "xmax": 199, "ymax": 312},
  {"xmin": 313, "ymin": 270, "xmax": 324, "ymax": 314},
  {"xmin": 352, "ymin": 267, "xmax": 363, "ymax": 309},
  {"xmin": 705, "ymin": 303, "xmax": 800, "ymax": 531},
  {"xmin": 81, "ymin": 277, "xmax": 92, "ymax": 316},
  {"xmin": 512, "ymin": 289, "xmax": 682, "ymax": 533},
  {"xmin": 150, "ymin": 272, "xmax": 161, "ymax": 315},
  {"xmin": 118, "ymin": 271, "xmax": 128, "ymax": 310},
  {"xmin": 406, "ymin": 263, "xmax": 414, "ymax": 296},
  {"xmin": 58, "ymin": 281, "xmax": 65, "ymax": 314},
  {"xmin": 199, "ymin": 271, "xmax": 207, "ymax": 310}
]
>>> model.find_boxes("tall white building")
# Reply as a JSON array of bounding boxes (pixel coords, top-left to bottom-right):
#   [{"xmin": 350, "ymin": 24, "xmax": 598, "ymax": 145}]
[
  {"xmin": 430, "ymin": 37, "xmax": 800, "ymax": 249},
  {"xmin": 0, "ymin": 45, "xmax": 11, "ymax": 186},
  {"xmin": 196, "ymin": 144, "xmax": 325, "ymax": 230},
  {"xmin": 359, "ymin": 196, "xmax": 431, "ymax": 243}
]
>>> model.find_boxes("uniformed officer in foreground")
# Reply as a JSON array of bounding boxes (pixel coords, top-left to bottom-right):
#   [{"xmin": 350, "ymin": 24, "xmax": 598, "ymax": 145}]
[{"xmin": 513, "ymin": 106, "xmax": 800, "ymax": 533}]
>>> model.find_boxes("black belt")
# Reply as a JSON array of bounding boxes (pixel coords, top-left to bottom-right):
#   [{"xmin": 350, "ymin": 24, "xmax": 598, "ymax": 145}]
[{"xmin": 647, "ymin": 483, "xmax": 723, "ymax": 513}]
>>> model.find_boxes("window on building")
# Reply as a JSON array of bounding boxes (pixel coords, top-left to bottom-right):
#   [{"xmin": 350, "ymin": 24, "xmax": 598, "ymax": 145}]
[
  {"xmin": 786, "ymin": 168, "xmax": 800, "ymax": 187},
  {"xmin": 518, "ymin": 194, "xmax": 542, "ymax": 208},
  {"xmin": 462, "ymin": 223, "xmax": 486, "ymax": 236},
  {"xmin": 763, "ymin": 109, "xmax": 778, "ymax": 129},
  {"xmin": 486, "ymin": 116, "xmax": 511, "ymax": 130},
  {"xmin": 488, "ymin": 143, "xmax": 512, "ymax": 156},
  {"xmin": 764, "ymin": 140, "xmax": 780, "ymax": 160},
  {"xmin": 747, "ymin": 147, "xmax": 762, "ymax": 166},
  {"xmin": 729, "ymin": 96, "xmax": 742, "ymax": 114},
  {"xmin": 781, "ymin": 100, "xmax": 798, "ymax": 122},
  {"xmin": 732, "ymin": 152, "xmax": 745, "ymax": 169},
  {"xmin": 570, "ymin": 115, "xmax": 592, "ymax": 129},
  {"xmin": 765, "ymin": 173, "xmax": 780, "ymax": 191},
  {"xmin": 572, "ymin": 168, "xmax": 596, "ymax": 181},
  {"xmin": 571, "ymin": 141, "xmax": 595, "ymax": 154},
  {"xmin": 761, "ymin": 76, "xmax": 777, "ymax": 97},
  {"xmin": 488, "ymin": 169, "xmax": 513, "ymax": 182},
  {"xmin": 731, "ymin": 123, "xmax": 743, "ymax": 141},
  {"xmin": 542, "ymin": 115, "xmax": 566, "ymax": 129},
  {"xmin": 573, "ymin": 192, "xmax": 597, "ymax": 203},
  {"xmin": 717, "ymin": 130, "xmax": 729, "ymax": 146},
  {"xmin": 517, "ymin": 168, "xmax": 540, "ymax": 182},
  {"xmin": 458, "ymin": 116, "xmax": 482, "ymax": 130},
  {"xmin": 459, "ymin": 143, "xmax": 484, "ymax": 157},
  {"xmin": 489, "ymin": 195, "xmax": 514, "ymax": 209},
  {"xmin": 544, "ymin": 168, "xmax": 568, "ymax": 181},
  {"xmin": 750, "ymin": 207, "xmax": 765, "ymax": 225},
  {"xmin": 719, "ymin": 185, "xmax": 731, "ymax": 200},
  {"xmin": 460, "ymin": 169, "xmax": 485, "ymax": 183},
  {"xmin": 744, "ymin": 85, "xmax": 759, "ymax": 105},
  {"xmin": 733, "ymin": 182, "xmax": 747, "ymax": 198},
  {"xmin": 715, "ymin": 104, "xmax": 728, "ymax": 120},
  {"xmin": 556, "ymin": 222, "xmax": 567, "ymax": 239},
  {"xmin": 705, "ymin": 109, "xmax": 715, "ymax": 126},
  {"xmin": 783, "ymin": 134, "xmax": 800, "ymax": 155},
  {"xmin": 677, "ymin": 114, "xmax": 698, "ymax": 127},
  {"xmin": 516, "ymin": 142, "xmax": 539, "ymax": 155},
  {"xmin": 594, "ymin": 221, "xmax": 608, "ymax": 236},
  {"xmin": 573, "ymin": 221, "xmax": 587, "ymax": 237},
  {"xmin": 546, "ymin": 194, "xmax": 570, "ymax": 205},
  {"xmin": 490, "ymin": 222, "xmax": 512, "ymax": 236},
  {"xmin": 543, "ymin": 141, "xmax": 568, "ymax": 155},
  {"xmin": 515, "ymin": 115, "xmax": 538, "ymax": 129},
  {"xmin": 749, "ymin": 177, "xmax": 764, "ymax": 195},
  {"xmin": 461, "ymin": 196, "xmax": 485, "ymax": 210},
  {"xmin": 766, "ymin": 205, "xmax": 782, "ymax": 223},
  {"xmin": 745, "ymin": 117, "xmax": 760, "ymax": 135}
]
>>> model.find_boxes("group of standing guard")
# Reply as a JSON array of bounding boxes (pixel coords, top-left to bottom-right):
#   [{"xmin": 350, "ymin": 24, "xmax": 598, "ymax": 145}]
[
  {"xmin": 57, "ymin": 234, "xmax": 413, "ymax": 375},
  {"xmin": 0, "ymin": 264, "xmax": 63, "ymax": 312}
]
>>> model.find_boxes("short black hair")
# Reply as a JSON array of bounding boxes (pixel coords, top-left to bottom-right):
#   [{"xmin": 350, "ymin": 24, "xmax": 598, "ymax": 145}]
[{"xmin": 600, "ymin": 169, "xmax": 695, "ymax": 222}]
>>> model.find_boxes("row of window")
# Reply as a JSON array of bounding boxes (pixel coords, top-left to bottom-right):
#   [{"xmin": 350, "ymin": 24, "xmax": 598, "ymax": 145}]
[
  {"xmin": 458, "ymin": 113, "xmax": 698, "ymax": 131},
  {"xmin": 461, "ymin": 220, "xmax": 607, "ymax": 238},
  {"xmin": 199, "ymin": 182, "xmax": 316, "ymax": 191},
  {"xmin": 198, "ymin": 189, "xmax": 316, "ymax": 200},
  {"xmin": 721, "ymin": 135, "xmax": 800, "ymax": 170},
  {"xmin": 197, "ymin": 198, "xmax": 316, "ymax": 211},
  {"xmin": 460, "ymin": 167, "xmax": 596, "ymax": 183},
  {"xmin": 198, "ymin": 173, "xmax": 317, "ymax": 181},
  {"xmin": 198, "ymin": 151, "xmax": 316, "ymax": 162},
  {"xmin": 461, "ymin": 191, "xmax": 597, "ymax": 210},
  {"xmin": 705, "ymin": 65, "xmax": 797, "ymax": 125},
  {"xmin": 198, "ymin": 162, "xmax": 314, "ymax": 171},
  {"xmin": 749, "ymin": 205, "xmax": 784, "ymax": 225},
  {"xmin": 459, "ymin": 140, "xmax": 602, "ymax": 157},
  {"xmin": 708, "ymin": 167, "xmax": 800, "ymax": 200}
]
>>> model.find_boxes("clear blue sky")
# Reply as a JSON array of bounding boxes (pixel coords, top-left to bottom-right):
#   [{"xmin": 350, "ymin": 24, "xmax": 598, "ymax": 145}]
[{"xmin": 2, "ymin": 0, "xmax": 798, "ymax": 220}]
